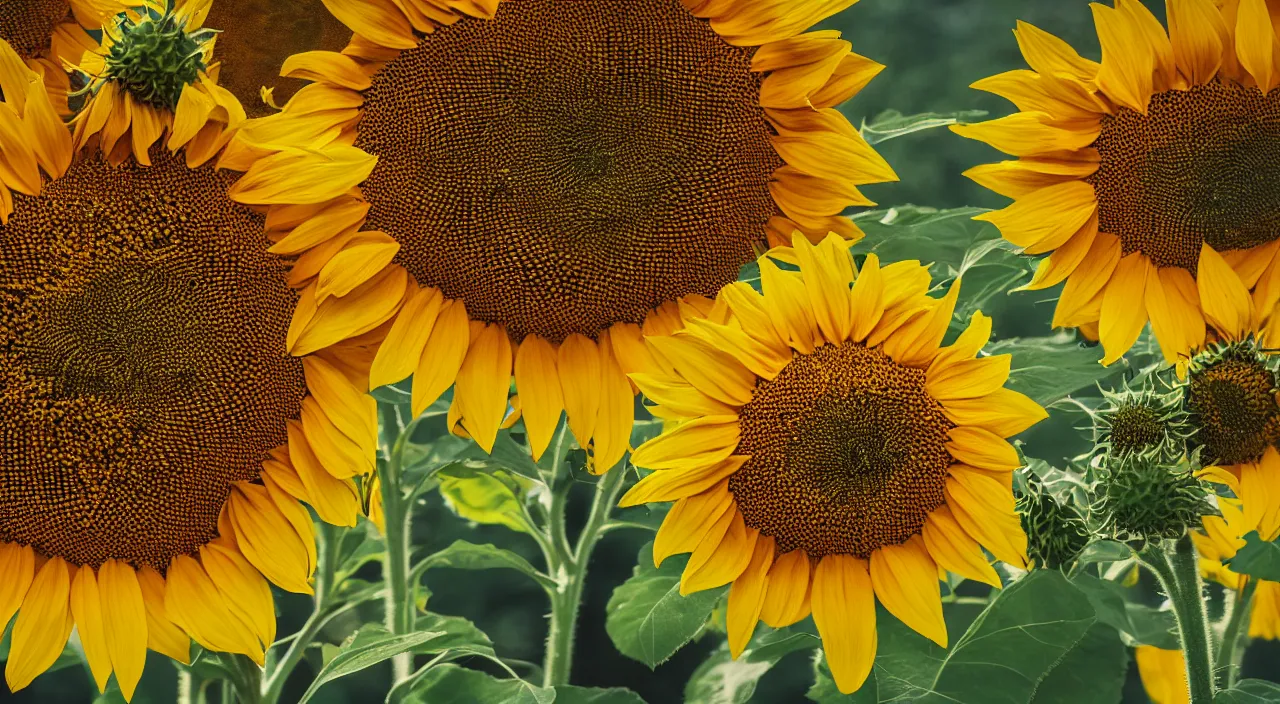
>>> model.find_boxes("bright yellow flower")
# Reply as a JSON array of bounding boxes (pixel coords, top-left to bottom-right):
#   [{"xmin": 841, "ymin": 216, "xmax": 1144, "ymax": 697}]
[
  {"xmin": 0, "ymin": 0, "xmax": 120, "ymax": 114},
  {"xmin": 0, "ymin": 41, "xmax": 369, "ymax": 700},
  {"xmin": 224, "ymin": 0, "xmax": 897, "ymax": 472},
  {"xmin": 1136, "ymin": 645, "xmax": 1190, "ymax": 704},
  {"xmin": 625, "ymin": 234, "xmax": 1047, "ymax": 694},
  {"xmin": 954, "ymin": 0, "xmax": 1280, "ymax": 367}
]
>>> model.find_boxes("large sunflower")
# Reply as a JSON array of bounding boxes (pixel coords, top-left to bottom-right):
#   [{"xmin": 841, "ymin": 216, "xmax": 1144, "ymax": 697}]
[
  {"xmin": 0, "ymin": 0, "xmax": 119, "ymax": 114},
  {"xmin": 173, "ymin": 0, "xmax": 352, "ymax": 117},
  {"xmin": 0, "ymin": 37, "xmax": 369, "ymax": 699},
  {"xmin": 623, "ymin": 234, "xmax": 1047, "ymax": 694},
  {"xmin": 224, "ymin": 0, "xmax": 896, "ymax": 472},
  {"xmin": 953, "ymin": 0, "xmax": 1280, "ymax": 367}
]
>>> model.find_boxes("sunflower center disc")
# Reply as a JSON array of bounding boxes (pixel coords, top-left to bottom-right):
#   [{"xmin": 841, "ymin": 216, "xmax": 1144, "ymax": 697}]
[
  {"xmin": 0, "ymin": 0, "xmax": 69, "ymax": 58},
  {"xmin": 204, "ymin": 0, "xmax": 351, "ymax": 117},
  {"xmin": 0, "ymin": 149, "xmax": 306, "ymax": 570},
  {"xmin": 356, "ymin": 0, "xmax": 781, "ymax": 344},
  {"xmin": 1087, "ymin": 82, "xmax": 1280, "ymax": 272},
  {"xmin": 1187, "ymin": 355, "xmax": 1280, "ymax": 466},
  {"xmin": 731, "ymin": 342, "xmax": 955, "ymax": 558}
]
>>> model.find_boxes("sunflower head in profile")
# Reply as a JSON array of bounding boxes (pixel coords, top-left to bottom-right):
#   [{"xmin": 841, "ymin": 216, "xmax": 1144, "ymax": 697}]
[
  {"xmin": 0, "ymin": 0, "xmax": 120, "ymax": 113},
  {"xmin": 1193, "ymin": 448, "xmax": 1280, "ymax": 641},
  {"xmin": 0, "ymin": 40, "xmax": 370, "ymax": 699},
  {"xmin": 69, "ymin": 0, "xmax": 245, "ymax": 167},
  {"xmin": 226, "ymin": 0, "xmax": 897, "ymax": 473},
  {"xmin": 1184, "ymin": 338, "xmax": 1280, "ymax": 469},
  {"xmin": 622, "ymin": 234, "xmax": 1046, "ymax": 694},
  {"xmin": 1017, "ymin": 474, "xmax": 1091, "ymax": 570},
  {"xmin": 954, "ymin": 0, "xmax": 1280, "ymax": 367}
]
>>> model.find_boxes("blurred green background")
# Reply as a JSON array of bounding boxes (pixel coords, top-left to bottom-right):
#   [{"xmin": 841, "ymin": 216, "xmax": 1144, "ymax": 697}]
[{"xmin": 6, "ymin": 1, "xmax": 1278, "ymax": 702}]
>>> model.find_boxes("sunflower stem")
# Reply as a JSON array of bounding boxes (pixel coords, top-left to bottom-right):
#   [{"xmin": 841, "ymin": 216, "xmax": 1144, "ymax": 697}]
[
  {"xmin": 261, "ymin": 522, "xmax": 341, "ymax": 703},
  {"xmin": 542, "ymin": 464, "xmax": 626, "ymax": 687},
  {"xmin": 1141, "ymin": 536, "xmax": 1216, "ymax": 704},
  {"xmin": 1215, "ymin": 577, "xmax": 1257, "ymax": 690},
  {"xmin": 380, "ymin": 403, "xmax": 416, "ymax": 684}
]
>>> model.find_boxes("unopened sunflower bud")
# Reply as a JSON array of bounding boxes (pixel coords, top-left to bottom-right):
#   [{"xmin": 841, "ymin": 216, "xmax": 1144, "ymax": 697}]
[
  {"xmin": 1094, "ymin": 453, "xmax": 1213, "ymax": 545},
  {"xmin": 1093, "ymin": 376, "xmax": 1190, "ymax": 463},
  {"xmin": 1018, "ymin": 474, "xmax": 1091, "ymax": 570},
  {"xmin": 1184, "ymin": 339, "xmax": 1280, "ymax": 468},
  {"xmin": 92, "ymin": 8, "xmax": 216, "ymax": 110}
]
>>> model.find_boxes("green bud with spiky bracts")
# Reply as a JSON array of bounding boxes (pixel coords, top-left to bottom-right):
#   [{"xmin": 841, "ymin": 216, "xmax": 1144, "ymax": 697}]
[
  {"xmin": 1019, "ymin": 473, "xmax": 1091, "ymax": 570},
  {"xmin": 85, "ymin": 6, "xmax": 216, "ymax": 111},
  {"xmin": 1093, "ymin": 452, "xmax": 1214, "ymax": 546},
  {"xmin": 1183, "ymin": 337, "xmax": 1280, "ymax": 468},
  {"xmin": 1092, "ymin": 374, "xmax": 1191, "ymax": 465}
]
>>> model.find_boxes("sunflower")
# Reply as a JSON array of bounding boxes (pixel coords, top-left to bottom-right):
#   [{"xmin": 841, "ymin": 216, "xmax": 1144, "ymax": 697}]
[
  {"xmin": 0, "ymin": 40, "xmax": 370, "ymax": 699},
  {"xmin": 953, "ymin": 0, "xmax": 1280, "ymax": 367},
  {"xmin": 623, "ymin": 234, "xmax": 1047, "ymax": 694},
  {"xmin": 1184, "ymin": 340, "xmax": 1279, "ymax": 471},
  {"xmin": 1136, "ymin": 645, "xmax": 1190, "ymax": 704},
  {"xmin": 0, "ymin": 0, "xmax": 119, "ymax": 114},
  {"xmin": 224, "ymin": 0, "xmax": 896, "ymax": 472},
  {"xmin": 69, "ymin": 1, "xmax": 245, "ymax": 167},
  {"xmin": 1193, "ymin": 449, "xmax": 1280, "ymax": 642},
  {"xmin": 174, "ymin": 0, "xmax": 353, "ymax": 117}
]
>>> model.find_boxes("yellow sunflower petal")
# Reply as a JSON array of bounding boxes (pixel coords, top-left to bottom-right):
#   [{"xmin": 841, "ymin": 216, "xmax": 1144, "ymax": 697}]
[
  {"xmin": 653, "ymin": 481, "xmax": 734, "ymax": 566},
  {"xmin": 229, "ymin": 145, "xmax": 377, "ymax": 205},
  {"xmin": 881, "ymin": 277, "xmax": 962, "ymax": 368},
  {"xmin": 929, "ymin": 311, "xmax": 992, "ymax": 372},
  {"xmin": 136, "ymin": 567, "xmax": 190, "ymax": 664},
  {"xmin": 164, "ymin": 556, "xmax": 264, "ymax": 664},
  {"xmin": 1092, "ymin": 2, "xmax": 1156, "ymax": 113},
  {"xmin": 942, "ymin": 388, "xmax": 1047, "ymax": 438},
  {"xmin": 592, "ymin": 338, "xmax": 635, "ymax": 474},
  {"xmin": 926, "ymin": 354, "xmax": 1011, "ymax": 401},
  {"xmin": 869, "ymin": 536, "xmax": 947, "ymax": 647},
  {"xmin": 947, "ymin": 426, "xmax": 1022, "ymax": 471},
  {"xmin": 1197, "ymin": 242, "xmax": 1255, "ymax": 341},
  {"xmin": 455, "ymin": 323, "xmax": 513, "ymax": 453},
  {"xmin": 682, "ymin": 511, "xmax": 757, "ymax": 595},
  {"xmin": 6, "ymin": 557, "xmax": 74, "ymax": 693},
  {"xmin": 647, "ymin": 334, "xmax": 756, "ymax": 407},
  {"xmin": 412, "ymin": 298, "xmax": 471, "ymax": 417},
  {"xmin": 973, "ymin": 181, "xmax": 1097, "ymax": 253},
  {"xmin": 320, "ymin": 0, "xmax": 417, "ymax": 49},
  {"xmin": 199, "ymin": 543, "xmax": 276, "ymax": 649},
  {"xmin": 227, "ymin": 483, "xmax": 316, "ymax": 595},
  {"xmin": 514, "ymin": 334, "xmax": 565, "ymax": 461},
  {"xmin": 558, "ymin": 333, "xmax": 603, "ymax": 449},
  {"xmin": 945, "ymin": 471, "xmax": 1028, "ymax": 568},
  {"xmin": 1135, "ymin": 645, "xmax": 1189, "ymax": 704},
  {"xmin": 949, "ymin": 113, "xmax": 1099, "ymax": 157},
  {"xmin": 316, "ymin": 232, "xmax": 401, "ymax": 303},
  {"xmin": 922, "ymin": 505, "xmax": 1002, "ymax": 588},
  {"xmin": 727, "ymin": 535, "xmax": 775, "ymax": 659},
  {"xmin": 286, "ymin": 422, "xmax": 361, "ymax": 527},
  {"xmin": 811, "ymin": 554, "xmax": 876, "ymax": 695},
  {"xmin": 1168, "ymin": 0, "xmax": 1229, "ymax": 85},
  {"xmin": 292, "ymin": 266, "xmax": 408, "ymax": 356},
  {"xmin": 631, "ymin": 415, "xmax": 741, "ymax": 471},
  {"xmin": 98, "ymin": 561, "xmax": 148, "ymax": 701},
  {"xmin": 760, "ymin": 549, "xmax": 813, "ymax": 628},
  {"xmin": 70, "ymin": 565, "xmax": 113, "ymax": 693},
  {"xmin": 1053, "ymin": 232, "xmax": 1121, "ymax": 328},
  {"xmin": 0, "ymin": 542, "xmax": 34, "ymax": 631},
  {"xmin": 304, "ymin": 356, "xmax": 378, "ymax": 461},
  {"xmin": 1099, "ymin": 252, "xmax": 1152, "ymax": 365},
  {"xmin": 619, "ymin": 456, "xmax": 748, "ymax": 508},
  {"xmin": 1237, "ymin": 0, "xmax": 1279, "ymax": 92},
  {"xmin": 280, "ymin": 51, "xmax": 373, "ymax": 90}
]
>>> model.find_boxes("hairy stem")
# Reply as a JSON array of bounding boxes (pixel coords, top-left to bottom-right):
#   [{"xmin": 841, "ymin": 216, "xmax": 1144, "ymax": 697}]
[
  {"xmin": 542, "ymin": 465, "xmax": 627, "ymax": 687},
  {"xmin": 1142, "ymin": 537, "xmax": 1215, "ymax": 704},
  {"xmin": 380, "ymin": 404, "xmax": 415, "ymax": 684},
  {"xmin": 1215, "ymin": 577, "xmax": 1257, "ymax": 690}
]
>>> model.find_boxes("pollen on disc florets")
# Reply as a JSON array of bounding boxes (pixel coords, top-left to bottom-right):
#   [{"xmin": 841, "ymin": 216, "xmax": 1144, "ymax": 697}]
[
  {"xmin": 1094, "ymin": 453, "xmax": 1213, "ymax": 546},
  {"xmin": 1094, "ymin": 376, "xmax": 1191, "ymax": 464},
  {"xmin": 96, "ymin": 8, "xmax": 214, "ymax": 110},
  {"xmin": 1184, "ymin": 339, "xmax": 1280, "ymax": 467},
  {"xmin": 1019, "ymin": 474, "xmax": 1091, "ymax": 570}
]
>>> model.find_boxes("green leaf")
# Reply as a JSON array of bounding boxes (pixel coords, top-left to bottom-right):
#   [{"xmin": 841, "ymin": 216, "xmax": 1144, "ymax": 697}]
[
  {"xmin": 436, "ymin": 463, "xmax": 535, "ymax": 534},
  {"xmin": 412, "ymin": 612, "xmax": 496, "ymax": 657},
  {"xmin": 920, "ymin": 571, "xmax": 1115, "ymax": 704},
  {"xmin": 417, "ymin": 540, "xmax": 554, "ymax": 589},
  {"xmin": 1216, "ymin": 679, "xmax": 1280, "ymax": 703},
  {"xmin": 1226, "ymin": 531, "xmax": 1280, "ymax": 582},
  {"xmin": 685, "ymin": 631, "xmax": 821, "ymax": 704},
  {"xmin": 859, "ymin": 109, "xmax": 989, "ymax": 146},
  {"xmin": 1070, "ymin": 574, "xmax": 1178, "ymax": 650},
  {"xmin": 553, "ymin": 685, "xmax": 648, "ymax": 704},
  {"xmin": 987, "ymin": 335, "xmax": 1119, "ymax": 406},
  {"xmin": 1028, "ymin": 622, "xmax": 1126, "ymax": 704},
  {"xmin": 404, "ymin": 664, "xmax": 555, "ymax": 704},
  {"xmin": 852, "ymin": 206, "xmax": 994, "ymax": 271},
  {"xmin": 297, "ymin": 625, "xmax": 448, "ymax": 704},
  {"xmin": 1073, "ymin": 540, "xmax": 1135, "ymax": 567},
  {"xmin": 605, "ymin": 541, "xmax": 724, "ymax": 668}
]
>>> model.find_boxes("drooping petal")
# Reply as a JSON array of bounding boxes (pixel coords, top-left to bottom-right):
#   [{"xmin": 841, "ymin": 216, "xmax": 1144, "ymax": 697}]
[
  {"xmin": 1099, "ymin": 252, "xmax": 1152, "ymax": 365},
  {"xmin": 69, "ymin": 565, "xmax": 113, "ymax": 693},
  {"xmin": 922, "ymin": 505, "xmax": 1002, "ymax": 588},
  {"xmin": 6, "ymin": 557, "xmax": 74, "ymax": 693},
  {"xmin": 727, "ymin": 535, "xmax": 775, "ymax": 659},
  {"xmin": 514, "ymin": 334, "xmax": 565, "ymax": 461},
  {"xmin": 454, "ymin": 323, "xmax": 513, "ymax": 453},
  {"xmin": 759, "ymin": 549, "xmax": 813, "ymax": 628},
  {"xmin": 412, "ymin": 298, "xmax": 471, "ymax": 416},
  {"xmin": 811, "ymin": 554, "xmax": 876, "ymax": 695},
  {"xmin": 653, "ymin": 481, "xmax": 735, "ymax": 566},
  {"xmin": 869, "ymin": 537, "xmax": 947, "ymax": 647},
  {"xmin": 97, "ymin": 560, "xmax": 148, "ymax": 701}
]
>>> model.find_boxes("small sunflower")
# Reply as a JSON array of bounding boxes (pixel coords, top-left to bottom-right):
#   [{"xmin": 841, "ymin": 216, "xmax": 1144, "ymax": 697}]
[
  {"xmin": 224, "ymin": 0, "xmax": 896, "ymax": 472},
  {"xmin": 0, "ymin": 0, "xmax": 120, "ymax": 114},
  {"xmin": 0, "ymin": 41, "xmax": 369, "ymax": 699},
  {"xmin": 69, "ymin": 1, "xmax": 245, "ymax": 167},
  {"xmin": 1193, "ymin": 448, "xmax": 1280, "ymax": 641},
  {"xmin": 954, "ymin": 0, "xmax": 1280, "ymax": 367},
  {"xmin": 1184, "ymin": 339, "xmax": 1280, "ymax": 470},
  {"xmin": 174, "ymin": 0, "xmax": 353, "ymax": 117},
  {"xmin": 623, "ymin": 234, "xmax": 1046, "ymax": 694}
]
